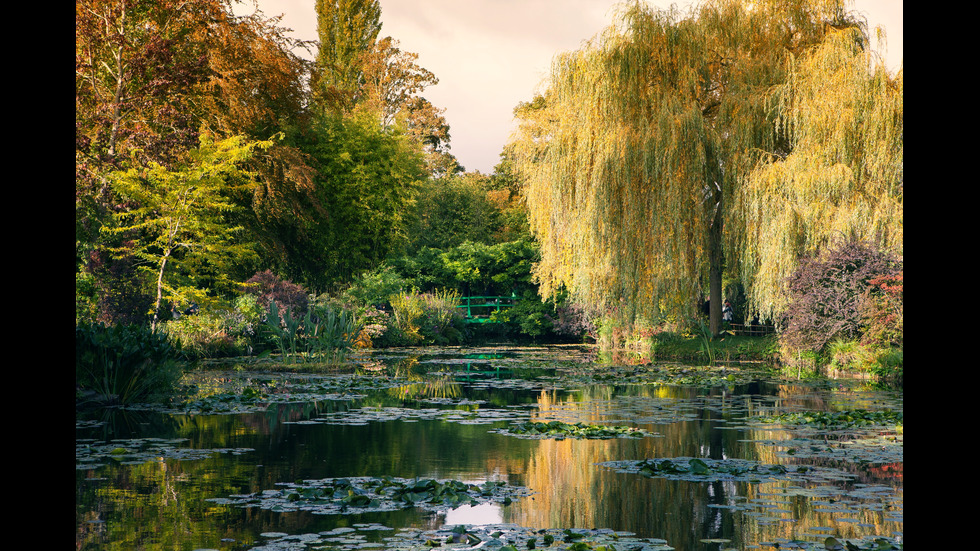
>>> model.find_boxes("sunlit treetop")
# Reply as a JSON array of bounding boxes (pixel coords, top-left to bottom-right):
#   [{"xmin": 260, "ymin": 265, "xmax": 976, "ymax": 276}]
[{"xmin": 509, "ymin": 0, "xmax": 900, "ymax": 327}]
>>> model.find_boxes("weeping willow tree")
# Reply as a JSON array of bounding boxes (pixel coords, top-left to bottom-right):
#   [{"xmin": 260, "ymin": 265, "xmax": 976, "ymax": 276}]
[
  {"xmin": 510, "ymin": 0, "xmax": 898, "ymax": 336},
  {"xmin": 736, "ymin": 26, "xmax": 903, "ymax": 322}
]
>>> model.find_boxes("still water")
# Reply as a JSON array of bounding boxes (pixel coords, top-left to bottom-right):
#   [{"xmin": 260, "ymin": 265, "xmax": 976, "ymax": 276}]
[{"xmin": 76, "ymin": 345, "xmax": 903, "ymax": 550}]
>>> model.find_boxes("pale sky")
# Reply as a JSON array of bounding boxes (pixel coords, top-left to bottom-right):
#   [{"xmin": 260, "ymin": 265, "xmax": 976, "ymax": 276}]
[{"xmin": 241, "ymin": 0, "xmax": 903, "ymax": 174}]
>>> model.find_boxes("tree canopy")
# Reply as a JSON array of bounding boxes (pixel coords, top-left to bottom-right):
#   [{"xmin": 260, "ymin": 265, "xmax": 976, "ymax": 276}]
[
  {"xmin": 76, "ymin": 0, "xmax": 458, "ymax": 323},
  {"xmin": 312, "ymin": 0, "xmax": 382, "ymax": 114},
  {"xmin": 105, "ymin": 134, "xmax": 274, "ymax": 329},
  {"xmin": 508, "ymin": 0, "xmax": 901, "ymax": 334},
  {"xmin": 736, "ymin": 25, "xmax": 903, "ymax": 321}
]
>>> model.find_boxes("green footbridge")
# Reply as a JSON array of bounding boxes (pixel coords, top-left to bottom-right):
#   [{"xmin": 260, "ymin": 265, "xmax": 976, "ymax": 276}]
[{"xmin": 456, "ymin": 295, "xmax": 516, "ymax": 323}]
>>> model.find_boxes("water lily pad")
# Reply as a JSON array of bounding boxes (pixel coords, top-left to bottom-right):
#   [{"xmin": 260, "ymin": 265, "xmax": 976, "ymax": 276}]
[
  {"xmin": 491, "ymin": 420, "xmax": 656, "ymax": 440},
  {"xmin": 210, "ymin": 476, "xmax": 533, "ymax": 515}
]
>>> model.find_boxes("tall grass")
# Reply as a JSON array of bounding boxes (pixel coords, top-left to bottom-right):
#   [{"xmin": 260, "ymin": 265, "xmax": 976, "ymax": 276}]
[
  {"xmin": 262, "ymin": 301, "xmax": 362, "ymax": 365},
  {"xmin": 386, "ymin": 289, "xmax": 463, "ymax": 346}
]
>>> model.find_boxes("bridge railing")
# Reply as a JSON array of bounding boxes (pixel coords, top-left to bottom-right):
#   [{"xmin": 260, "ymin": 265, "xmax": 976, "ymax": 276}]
[{"xmin": 456, "ymin": 296, "xmax": 516, "ymax": 322}]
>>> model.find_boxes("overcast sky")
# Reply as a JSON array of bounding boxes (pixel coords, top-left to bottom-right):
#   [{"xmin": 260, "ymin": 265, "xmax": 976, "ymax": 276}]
[{"xmin": 242, "ymin": 0, "xmax": 903, "ymax": 174}]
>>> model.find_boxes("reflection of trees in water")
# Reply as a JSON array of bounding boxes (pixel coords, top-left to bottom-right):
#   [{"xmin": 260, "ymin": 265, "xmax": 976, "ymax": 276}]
[
  {"xmin": 77, "ymin": 347, "xmax": 901, "ymax": 550},
  {"xmin": 491, "ymin": 384, "xmax": 900, "ymax": 549},
  {"xmin": 387, "ymin": 377, "xmax": 461, "ymax": 401}
]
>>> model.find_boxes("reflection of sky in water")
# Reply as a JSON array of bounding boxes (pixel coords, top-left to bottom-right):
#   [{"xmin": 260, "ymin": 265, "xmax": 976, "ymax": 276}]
[{"xmin": 443, "ymin": 502, "xmax": 503, "ymax": 525}]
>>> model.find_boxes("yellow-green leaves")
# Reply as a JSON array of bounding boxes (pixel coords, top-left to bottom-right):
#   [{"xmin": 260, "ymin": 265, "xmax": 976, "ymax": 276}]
[
  {"xmin": 738, "ymin": 26, "xmax": 903, "ymax": 321},
  {"xmin": 510, "ymin": 0, "xmax": 900, "ymax": 327},
  {"xmin": 105, "ymin": 134, "xmax": 272, "ymax": 328}
]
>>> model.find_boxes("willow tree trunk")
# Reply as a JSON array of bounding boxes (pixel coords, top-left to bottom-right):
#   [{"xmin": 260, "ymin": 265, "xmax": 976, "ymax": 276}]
[{"xmin": 708, "ymin": 187, "xmax": 724, "ymax": 338}]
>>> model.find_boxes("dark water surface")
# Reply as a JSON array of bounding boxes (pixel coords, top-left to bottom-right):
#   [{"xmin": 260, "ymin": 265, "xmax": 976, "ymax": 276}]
[{"xmin": 76, "ymin": 345, "xmax": 903, "ymax": 550}]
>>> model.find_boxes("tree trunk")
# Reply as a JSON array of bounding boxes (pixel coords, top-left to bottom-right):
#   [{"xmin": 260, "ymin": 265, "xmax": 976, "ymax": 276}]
[
  {"xmin": 708, "ymin": 180, "xmax": 724, "ymax": 338},
  {"xmin": 151, "ymin": 252, "xmax": 169, "ymax": 333}
]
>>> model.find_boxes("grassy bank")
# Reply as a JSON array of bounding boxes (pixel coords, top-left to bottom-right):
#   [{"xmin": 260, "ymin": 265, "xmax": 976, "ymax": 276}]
[{"xmin": 592, "ymin": 331, "xmax": 781, "ymax": 367}]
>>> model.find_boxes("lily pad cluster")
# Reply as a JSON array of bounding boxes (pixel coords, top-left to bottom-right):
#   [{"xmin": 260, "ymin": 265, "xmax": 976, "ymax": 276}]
[
  {"xmin": 492, "ymin": 420, "xmax": 655, "ymax": 440},
  {"xmin": 251, "ymin": 524, "xmax": 676, "ymax": 551},
  {"xmin": 756, "ymin": 409, "xmax": 903, "ymax": 430},
  {"xmin": 210, "ymin": 476, "xmax": 533, "ymax": 515},
  {"xmin": 558, "ymin": 363, "xmax": 765, "ymax": 389},
  {"xmin": 752, "ymin": 536, "xmax": 902, "ymax": 550},
  {"xmin": 295, "ymin": 404, "xmax": 531, "ymax": 426},
  {"xmin": 76, "ymin": 437, "xmax": 254, "ymax": 470},
  {"xmin": 749, "ymin": 434, "xmax": 903, "ymax": 464},
  {"xmin": 599, "ymin": 457, "xmax": 856, "ymax": 485},
  {"xmin": 127, "ymin": 371, "xmax": 423, "ymax": 414}
]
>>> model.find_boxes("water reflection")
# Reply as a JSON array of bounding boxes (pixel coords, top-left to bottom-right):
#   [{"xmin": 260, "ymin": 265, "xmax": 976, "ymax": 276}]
[
  {"xmin": 443, "ymin": 502, "xmax": 504, "ymax": 525},
  {"xmin": 76, "ymin": 345, "xmax": 902, "ymax": 550}
]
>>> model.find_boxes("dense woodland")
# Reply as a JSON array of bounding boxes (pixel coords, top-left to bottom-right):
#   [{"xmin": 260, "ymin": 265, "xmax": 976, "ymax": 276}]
[{"xmin": 76, "ymin": 0, "xmax": 902, "ymax": 401}]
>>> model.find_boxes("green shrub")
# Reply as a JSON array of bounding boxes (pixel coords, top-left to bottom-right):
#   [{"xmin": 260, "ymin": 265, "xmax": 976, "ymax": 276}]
[
  {"xmin": 489, "ymin": 294, "xmax": 557, "ymax": 339},
  {"xmin": 826, "ymin": 339, "xmax": 877, "ymax": 372},
  {"xmin": 341, "ymin": 266, "xmax": 411, "ymax": 308},
  {"xmin": 386, "ymin": 291, "xmax": 426, "ymax": 345},
  {"xmin": 870, "ymin": 347, "xmax": 902, "ymax": 382},
  {"xmin": 162, "ymin": 311, "xmax": 239, "ymax": 358},
  {"xmin": 376, "ymin": 289, "xmax": 465, "ymax": 347},
  {"xmin": 76, "ymin": 323, "xmax": 184, "ymax": 404},
  {"xmin": 161, "ymin": 295, "xmax": 270, "ymax": 358},
  {"xmin": 418, "ymin": 289, "xmax": 465, "ymax": 344}
]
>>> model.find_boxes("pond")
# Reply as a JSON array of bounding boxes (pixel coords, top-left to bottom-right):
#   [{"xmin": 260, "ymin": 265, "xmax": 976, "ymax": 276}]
[{"xmin": 76, "ymin": 344, "xmax": 903, "ymax": 551}]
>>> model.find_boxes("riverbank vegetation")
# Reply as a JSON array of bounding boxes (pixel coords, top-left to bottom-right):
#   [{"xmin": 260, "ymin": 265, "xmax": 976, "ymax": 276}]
[{"xmin": 76, "ymin": 0, "xmax": 901, "ymax": 404}]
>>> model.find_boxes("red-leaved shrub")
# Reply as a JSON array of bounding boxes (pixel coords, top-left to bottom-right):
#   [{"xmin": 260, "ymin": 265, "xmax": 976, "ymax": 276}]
[
  {"xmin": 781, "ymin": 241, "xmax": 901, "ymax": 352},
  {"xmin": 242, "ymin": 270, "xmax": 309, "ymax": 315}
]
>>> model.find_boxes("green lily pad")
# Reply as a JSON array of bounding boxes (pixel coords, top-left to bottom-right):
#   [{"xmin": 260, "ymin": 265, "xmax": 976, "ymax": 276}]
[
  {"xmin": 492, "ymin": 420, "xmax": 656, "ymax": 440},
  {"xmin": 209, "ymin": 476, "xmax": 533, "ymax": 515}
]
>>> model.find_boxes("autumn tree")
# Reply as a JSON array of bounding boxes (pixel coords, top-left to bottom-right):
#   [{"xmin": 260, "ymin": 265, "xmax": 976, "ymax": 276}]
[
  {"xmin": 356, "ymin": 36, "xmax": 459, "ymax": 174},
  {"xmin": 77, "ymin": 0, "xmax": 322, "ymax": 322},
  {"xmin": 509, "ymin": 0, "xmax": 900, "ymax": 336},
  {"xmin": 75, "ymin": 0, "xmax": 215, "ymax": 167},
  {"xmin": 77, "ymin": 0, "xmax": 228, "ymax": 324}
]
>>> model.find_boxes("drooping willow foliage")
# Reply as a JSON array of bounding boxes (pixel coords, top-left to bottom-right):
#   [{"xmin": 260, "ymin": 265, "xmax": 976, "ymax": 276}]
[
  {"xmin": 737, "ymin": 26, "xmax": 903, "ymax": 321},
  {"xmin": 509, "ymin": 0, "xmax": 901, "ymax": 329}
]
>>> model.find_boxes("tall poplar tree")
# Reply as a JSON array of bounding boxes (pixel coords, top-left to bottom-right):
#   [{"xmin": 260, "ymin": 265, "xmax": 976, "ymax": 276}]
[
  {"xmin": 312, "ymin": 0, "xmax": 382, "ymax": 114},
  {"xmin": 509, "ymin": 0, "xmax": 898, "ymax": 336}
]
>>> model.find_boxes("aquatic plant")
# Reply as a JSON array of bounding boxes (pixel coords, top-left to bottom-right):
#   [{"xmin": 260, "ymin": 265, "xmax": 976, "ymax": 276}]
[
  {"xmin": 302, "ymin": 304, "xmax": 362, "ymax": 363},
  {"xmin": 494, "ymin": 420, "xmax": 652, "ymax": 439},
  {"xmin": 694, "ymin": 319, "xmax": 716, "ymax": 366},
  {"xmin": 75, "ymin": 322, "xmax": 184, "ymax": 404},
  {"xmin": 599, "ymin": 457, "xmax": 854, "ymax": 485},
  {"xmin": 262, "ymin": 300, "xmax": 362, "ymax": 364},
  {"xmin": 210, "ymin": 476, "xmax": 533, "ymax": 515},
  {"xmin": 756, "ymin": 408, "xmax": 903, "ymax": 430}
]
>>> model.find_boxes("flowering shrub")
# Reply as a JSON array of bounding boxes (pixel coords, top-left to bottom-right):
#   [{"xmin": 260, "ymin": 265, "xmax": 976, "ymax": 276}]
[
  {"xmin": 354, "ymin": 305, "xmax": 390, "ymax": 348},
  {"xmin": 860, "ymin": 272, "xmax": 903, "ymax": 347},
  {"xmin": 552, "ymin": 302, "xmax": 596, "ymax": 340}
]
